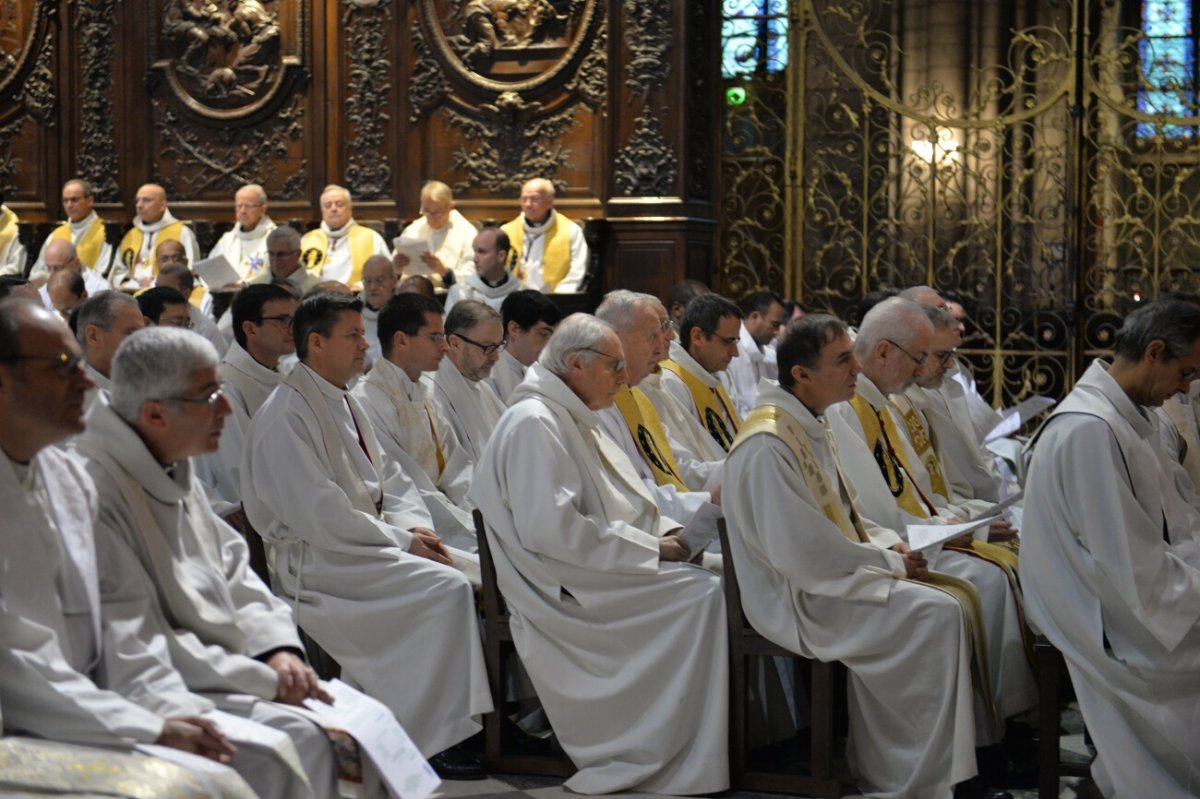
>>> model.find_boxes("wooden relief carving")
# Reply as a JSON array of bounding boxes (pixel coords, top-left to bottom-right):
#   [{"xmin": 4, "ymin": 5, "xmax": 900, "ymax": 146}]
[
  {"xmin": 614, "ymin": 0, "xmax": 676, "ymax": 196},
  {"xmin": 0, "ymin": 0, "xmax": 56, "ymax": 197},
  {"xmin": 412, "ymin": 0, "xmax": 605, "ymax": 191},
  {"xmin": 76, "ymin": 0, "xmax": 120, "ymax": 201},
  {"xmin": 151, "ymin": 0, "xmax": 306, "ymax": 120},
  {"xmin": 343, "ymin": 0, "xmax": 393, "ymax": 201}
]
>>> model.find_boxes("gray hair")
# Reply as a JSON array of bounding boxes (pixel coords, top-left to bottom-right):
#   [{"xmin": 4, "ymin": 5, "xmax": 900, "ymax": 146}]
[
  {"xmin": 266, "ymin": 225, "xmax": 301, "ymax": 249},
  {"xmin": 855, "ymin": 297, "xmax": 932, "ymax": 356},
  {"xmin": 445, "ymin": 299, "xmax": 501, "ymax": 336},
  {"xmin": 321, "ymin": 184, "xmax": 352, "ymax": 204},
  {"xmin": 64, "ymin": 178, "xmax": 94, "ymax": 197},
  {"xmin": 922, "ymin": 304, "xmax": 957, "ymax": 331},
  {"xmin": 239, "ymin": 183, "xmax": 267, "ymax": 205},
  {"xmin": 538, "ymin": 313, "xmax": 611, "ymax": 377},
  {"xmin": 595, "ymin": 290, "xmax": 657, "ymax": 332},
  {"xmin": 1114, "ymin": 299, "xmax": 1200, "ymax": 363},
  {"xmin": 75, "ymin": 291, "xmax": 139, "ymax": 347},
  {"xmin": 899, "ymin": 285, "xmax": 943, "ymax": 306},
  {"xmin": 110, "ymin": 327, "xmax": 219, "ymax": 422}
]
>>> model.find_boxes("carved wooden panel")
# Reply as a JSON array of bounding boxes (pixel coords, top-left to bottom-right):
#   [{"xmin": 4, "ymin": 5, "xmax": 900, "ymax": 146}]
[{"xmin": 0, "ymin": 0, "xmax": 55, "ymax": 204}]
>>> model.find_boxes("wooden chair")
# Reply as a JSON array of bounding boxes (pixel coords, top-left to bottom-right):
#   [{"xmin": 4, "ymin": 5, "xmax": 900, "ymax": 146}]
[
  {"xmin": 1036, "ymin": 636, "xmax": 1092, "ymax": 799},
  {"xmin": 718, "ymin": 519, "xmax": 843, "ymax": 798},
  {"xmin": 473, "ymin": 509, "xmax": 575, "ymax": 777}
]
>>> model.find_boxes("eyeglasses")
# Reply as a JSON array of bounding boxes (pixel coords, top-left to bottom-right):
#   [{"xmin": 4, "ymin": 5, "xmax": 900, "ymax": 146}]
[
  {"xmin": 709, "ymin": 332, "xmax": 739, "ymax": 346},
  {"xmin": 361, "ymin": 276, "xmax": 395, "ymax": 287},
  {"xmin": 884, "ymin": 338, "xmax": 927, "ymax": 367},
  {"xmin": 932, "ymin": 348, "xmax": 957, "ymax": 366},
  {"xmin": 0, "ymin": 351, "xmax": 84, "ymax": 377},
  {"xmin": 452, "ymin": 332, "xmax": 506, "ymax": 356},
  {"xmin": 583, "ymin": 347, "xmax": 627, "ymax": 373},
  {"xmin": 423, "ymin": 331, "xmax": 447, "ymax": 343},
  {"xmin": 163, "ymin": 384, "xmax": 226, "ymax": 411},
  {"xmin": 162, "ymin": 316, "xmax": 194, "ymax": 330},
  {"xmin": 657, "ymin": 318, "xmax": 672, "ymax": 332},
  {"xmin": 258, "ymin": 314, "xmax": 294, "ymax": 327}
]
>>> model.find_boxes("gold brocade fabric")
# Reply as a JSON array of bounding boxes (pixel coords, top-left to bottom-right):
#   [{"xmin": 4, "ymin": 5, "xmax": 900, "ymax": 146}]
[
  {"xmin": 117, "ymin": 222, "xmax": 185, "ymax": 276},
  {"xmin": 894, "ymin": 399, "xmax": 951, "ymax": 502},
  {"xmin": 0, "ymin": 738, "xmax": 256, "ymax": 798},
  {"xmin": 848, "ymin": 394, "xmax": 936, "ymax": 518}
]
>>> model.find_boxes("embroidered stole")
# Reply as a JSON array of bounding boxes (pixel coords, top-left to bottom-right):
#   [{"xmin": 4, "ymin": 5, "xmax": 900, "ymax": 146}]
[
  {"xmin": 117, "ymin": 221, "xmax": 185, "ymax": 276},
  {"xmin": 660, "ymin": 358, "xmax": 741, "ymax": 451},
  {"xmin": 300, "ymin": 225, "xmax": 376, "ymax": 286},
  {"xmin": 502, "ymin": 213, "xmax": 571, "ymax": 290},
  {"xmin": 849, "ymin": 394, "xmax": 938, "ymax": 518},
  {"xmin": 613, "ymin": 385, "xmax": 687, "ymax": 492},
  {"xmin": 891, "ymin": 393, "xmax": 952, "ymax": 502},
  {"xmin": 0, "ymin": 206, "xmax": 16, "ymax": 259},
  {"xmin": 51, "ymin": 218, "xmax": 107, "ymax": 271}
]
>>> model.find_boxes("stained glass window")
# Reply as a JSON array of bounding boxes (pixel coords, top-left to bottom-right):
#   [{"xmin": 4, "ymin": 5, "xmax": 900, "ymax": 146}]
[
  {"xmin": 1138, "ymin": 0, "xmax": 1196, "ymax": 138},
  {"xmin": 721, "ymin": 0, "xmax": 789, "ymax": 79}
]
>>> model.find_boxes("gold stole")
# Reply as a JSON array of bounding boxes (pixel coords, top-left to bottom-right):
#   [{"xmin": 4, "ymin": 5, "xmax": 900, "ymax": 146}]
[
  {"xmin": 301, "ymin": 225, "xmax": 376, "ymax": 286},
  {"xmin": 849, "ymin": 394, "xmax": 937, "ymax": 518},
  {"xmin": 117, "ymin": 221, "xmax": 185, "ymax": 275},
  {"xmin": 613, "ymin": 385, "xmax": 687, "ymax": 492},
  {"xmin": 51, "ymin": 218, "xmax": 107, "ymax": 270},
  {"xmin": 425, "ymin": 401, "xmax": 447, "ymax": 475},
  {"xmin": 660, "ymin": 358, "xmax": 741, "ymax": 452},
  {"xmin": 892, "ymin": 395, "xmax": 951, "ymax": 502},
  {"xmin": 0, "ymin": 206, "xmax": 18, "ymax": 257},
  {"xmin": 732, "ymin": 403, "xmax": 998, "ymax": 725},
  {"xmin": 502, "ymin": 212, "xmax": 572, "ymax": 291}
]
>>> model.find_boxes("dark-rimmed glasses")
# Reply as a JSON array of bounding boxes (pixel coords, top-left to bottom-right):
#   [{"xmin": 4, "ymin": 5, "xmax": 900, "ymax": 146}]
[
  {"xmin": 884, "ymin": 338, "xmax": 927, "ymax": 367},
  {"xmin": 452, "ymin": 332, "xmax": 506, "ymax": 356},
  {"xmin": 583, "ymin": 347, "xmax": 627, "ymax": 373}
]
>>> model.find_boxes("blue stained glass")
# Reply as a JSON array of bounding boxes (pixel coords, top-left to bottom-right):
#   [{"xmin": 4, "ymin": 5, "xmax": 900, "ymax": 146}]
[
  {"xmin": 721, "ymin": 0, "xmax": 789, "ymax": 78},
  {"xmin": 1145, "ymin": 0, "xmax": 1191, "ymax": 37},
  {"xmin": 1139, "ymin": 0, "xmax": 1196, "ymax": 140}
]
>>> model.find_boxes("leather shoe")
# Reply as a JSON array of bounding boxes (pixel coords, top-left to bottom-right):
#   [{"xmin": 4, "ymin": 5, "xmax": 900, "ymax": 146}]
[{"xmin": 428, "ymin": 746, "xmax": 487, "ymax": 780}]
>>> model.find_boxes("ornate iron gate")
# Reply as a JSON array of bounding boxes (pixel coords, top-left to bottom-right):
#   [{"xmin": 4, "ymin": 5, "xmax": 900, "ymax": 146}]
[{"xmin": 719, "ymin": 0, "xmax": 1200, "ymax": 406}]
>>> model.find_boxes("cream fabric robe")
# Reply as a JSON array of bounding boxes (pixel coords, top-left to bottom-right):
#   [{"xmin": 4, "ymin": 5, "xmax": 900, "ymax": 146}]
[
  {"xmin": 354, "ymin": 357, "xmax": 478, "ymax": 551},
  {"xmin": 77, "ymin": 400, "xmax": 335, "ymax": 799},
  {"xmin": 509, "ymin": 210, "xmax": 588, "ymax": 293},
  {"xmin": 1156, "ymin": 382, "xmax": 1200, "ymax": 503},
  {"xmin": 242, "ymin": 364, "xmax": 492, "ymax": 756},
  {"xmin": 638, "ymin": 369, "xmax": 723, "ymax": 490},
  {"xmin": 727, "ymin": 321, "xmax": 768, "ymax": 418},
  {"xmin": 399, "ymin": 208, "xmax": 478, "ymax": 285},
  {"xmin": 661, "ymin": 341, "xmax": 741, "ymax": 459},
  {"xmin": 724, "ymin": 381, "xmax": 976, "ymax": 798},
  {"xmin": 488, "ymin": 348, "xmax": 526, "ymax": 405},
  {"xmin": 423, "ymin": 355, "xmax": 505, "ymax": 464},
  {"xmin": 949, "ymin": 358, "xmax": 1001, "ymax": 444},
  {"xmin": 922, "ymin": 380, "xmax": 1006, "ymax": 504},
  {"xmin": 469, "ymin": 363, "xmax": 729, "ymax": 795},
  {"xmin": 444, "ymin": 272, "xmax": 522, "ymax": 314},
  {"xmin": 827, "ymin": 376, "xmax": 1037, "ymax": 732},
  {"xmin": 0, "ymin": 445, "xmax": 306, "ymax": 799},
  {"xmin": 1024, "ymin": 360, "xmax": 1200, "ymax": 798},
  {"xmin": 209, "ymin": 218, "xmax": 276, "ymax": 282}
]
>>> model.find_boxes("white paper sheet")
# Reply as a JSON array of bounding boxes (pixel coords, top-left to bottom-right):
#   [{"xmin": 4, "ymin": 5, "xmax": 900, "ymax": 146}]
[
  {"xmin": 971, "ymin": 490, "xmax": 1023, "ymax": 520},
  {"xmin": 393, "ymin": 237, "xmax": 432, "ymax": 275},
  {"xmin": 677, "ymin": 501, "xmax": 722, "ymax": 555},
  {"xmin": 305, "ymin": 679, "xmax": 440, "ymax": 799},
  {"xmin": 191, "ymin": 254, "xmax": 241, "ymax": 289},
  {"xmin": 985, "ymin": 395, "xmax": 1057, "ymax": 442},
  {"xmin": 906, "ymin": 515, "xmax": 999, "ymax": 553}
]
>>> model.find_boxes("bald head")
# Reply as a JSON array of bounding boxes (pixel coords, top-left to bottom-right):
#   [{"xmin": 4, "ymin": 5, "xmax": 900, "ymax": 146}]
[
  {"xmin": 135, "ymin": 183, "xmax": 168, "ymax": 224},
  {"xmin": 43, "ymin": 239, "xmax": 81, "ymax": 274},
  {"xmin": 855, "ymin": 297, "xmax": 934, "ymax": 395}
]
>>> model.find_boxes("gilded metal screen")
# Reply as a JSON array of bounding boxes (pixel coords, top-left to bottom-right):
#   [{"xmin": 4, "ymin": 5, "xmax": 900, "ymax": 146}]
[{"xmin": 718, "ymin": 0, "xmax": 1200, "ymax": 407}]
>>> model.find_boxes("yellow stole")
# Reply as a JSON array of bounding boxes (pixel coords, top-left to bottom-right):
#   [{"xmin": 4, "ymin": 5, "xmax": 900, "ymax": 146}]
[
  {"xmin": 660, "ymin": 358, "xmax": 741, "ymax": 452},
  {"xmin": 732, "ymin": 403, "xmax": 997, "ymax": 724},
  {"xmin": 891, "ymin": 395, "xmax": 951, "ymax": 502},
  {"xmin": 849, "ymin": 394, "xmax": 937, "ymax": 518},
  {"xmin": 301, "ymin": 225, "xmax": 377, "ymax": 286},
  {"xmin": 0, "ymin": 206, "xmax": 17, "ymax": 257},
  {"xmin": 613, "ymin": 385, "xmax": 687, "ymax": 492},
  {"xmin": 502, "ymin": 212, "xmax": 572, "ymax": 291},
  {"xmin": 426, "ymin": 401, "xmax": 447, "ymax": 475},
  {"xmin": 117, "ymin": 221, "xmax": 185, "ymax": 275},
  {"xmin": 51, "ymin": 218, "xmax": 107, "ymax": 271}
]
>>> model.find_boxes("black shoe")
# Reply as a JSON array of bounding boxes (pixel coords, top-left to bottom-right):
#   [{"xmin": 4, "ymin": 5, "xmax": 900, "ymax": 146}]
[{"xmin": 428, "ymin": 746, "xmax": 487, "ymax": 780}]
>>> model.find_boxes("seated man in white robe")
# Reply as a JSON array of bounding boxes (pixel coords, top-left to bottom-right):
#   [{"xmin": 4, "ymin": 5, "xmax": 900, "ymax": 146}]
[
  {"xmin": 112, "ymin": 183, "xmax": 202, "ymax": 289},
  {"xmin": 301, "ymin": 185, "xmax": 390, "ymax": 290},
  {"xmin": 249, "ymin": 226, "xmax": 322, "ymax": 296},
  {"xmin": 826, "ymin": 298, "xmax": 1038, "ymax": 764},
  {"xmin": 725, "ymin": 314, "xmax": 981, "ymax": 799},
  {"xmin": 200, "ymin": 283, "xmax": 298, "ymax": 519},
  {"xmin": 156, "ymin": 264, "xmax": 227, "ymax": 355},
  {"xmin": 396, "ymin": 180, "xmax": 478, "ymax": 287},
  {"xmin": 76, "ymin": 290, "xmax": 145, "ymax": 400},
  {"xmin": 1024, "ymin": 299, "xmax": 1200, "ymax": 798},
  {"xmin": 727, "ymin": 290, "xmax": 786, "ymax": 417},
  {"xmin": 354, "ymin": 292, "xmax": 478, "ymax": 551},
  {"xmin": 490, "ymin": 288, "xmax": 561, "ymax": 403},
  {"xmin": 241, "ymin": 291, "xmax": 492, "ymax": 777},
  {"xmin": 359, "ymin": 254, "xmax": 396, "ymax": 370},
  {"xmin": 470, "ymin": 313, "xmax": 729, "ymax": 795},
  {"xmin": 501, "ymin": 178, "xmax": 588, "ymax": 293},
  {"xmin": 46, "ymin": 269, "xmax": 88, "ymax": 322},
  {"xmin": 209, "ymin": 184, "xmax": 276, "ymax": 285},
  {"xmin": 37, "ymin": 239, "xmax": 109, "ymax": 308},
  {"xmin": 28, "ymin": 179, "xmax": 116, "ymax": 285},
  {"xmin": 0, "ymin": 300, "xmax": 288, "ymax": 797},
  {"xmin": 661, "ymin": 292, "xmax": 744, "ymax": 460},
  {"xmin": 76, "ymin": 327, "xmax": 351, "ymax": 799},
  {"xmin": 424, "ymin": 299, "xmax": 506, "ymax": 464},
  {"xmin": 444, "ymin": 228, "xmax": 522, "ymax": 314}
]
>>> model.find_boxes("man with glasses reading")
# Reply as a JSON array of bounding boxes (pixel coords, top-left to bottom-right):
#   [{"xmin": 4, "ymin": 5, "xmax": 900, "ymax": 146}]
[
  {"xmin": 209, "ymin": 184, "xmax": 276, "ymax": 284},
  {"xmin": 424, "ymin": 299, "xmax": 507, "ymax": 465},
  {"xmin": 827, "ymin": 298, "xmax": 1038, "ymax": 778}
]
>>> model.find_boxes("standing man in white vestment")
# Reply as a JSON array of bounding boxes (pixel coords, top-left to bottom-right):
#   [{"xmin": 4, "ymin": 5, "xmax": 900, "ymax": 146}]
[
  {"xmin": 359, "ymin": 253, "xmax": 396, "ymax": 370},
  {"xmin": 425, "ymin": 299, "xmax": 507, "ymax": 464},
  {"xmin": 301, "ymin": 185, "xmax": 390, "ymax": 289},
  {"xmin": 29, "ymin": 179, "xmax": 115, "ymax": 285},
  {"xmin": 76, "ymin": 327, "xmax": 350, "ymax": 799},
  {"xmin": 470, "ymin": 313, "xmax": 729, "ymax": 795},
  {"xmin": 661, "ymin": 292, "xmax": 745, "ymax": 460},
  {"xmin": 490, "ymin": 289, "xmax": 561, "ymax": 403},
  {"xmin": 444, "ymin": 227, "xmax": 522, "ymax": 314},
  {"xmin": 826, "ymin": 298, "xmax": 1038, "ymax": 759},
  {"xmin": 727, "ymin": 290, "xmax": 786, "ymax": 417},
  {"xmin": 396, "ymin": 180, "xmax": 478, "ymax": 286},
  {"xmin": 355, "ymin": 292, "xmax": 479, "ymax": 551},
  {"xmin": 0, "ymin": 300, "xmax": 279, "ymax": 795},
  {"xmin": 209, "ymin": 184, "xmax": 276, "ymax": 285},
  {"xmin": 76, "ymin": 290, "xmax": 145, "ymax": 398},
  {"xmin": 1024, "ymin": 300, "xmax": 1200, "ymax": 799},
  {"xmin": 724, "ymin": 314, "xmax": 980, "ymax": 799},
  {"xmin": 241, "ymin": 291, "xmax": 492, "ymax": 777}
]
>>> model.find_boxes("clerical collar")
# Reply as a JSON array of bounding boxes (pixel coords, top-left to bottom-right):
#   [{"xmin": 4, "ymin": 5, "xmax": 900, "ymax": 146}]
[
  {"xmin": 479, "ymin": 272, "xmax": 510, "ymax": 289},
  {"xmin": 522, "ymin": 209, "xmax": 555, "ymax": 234}
]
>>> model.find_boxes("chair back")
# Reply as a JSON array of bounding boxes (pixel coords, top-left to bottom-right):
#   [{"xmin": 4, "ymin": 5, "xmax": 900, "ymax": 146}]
[
  {"xmin": 717, "ymin": 517, "xmax": 751, "ymax": 634},
  {"xmin": 473, "ymin": 509, "xmax": 508, "ymax": 618}
]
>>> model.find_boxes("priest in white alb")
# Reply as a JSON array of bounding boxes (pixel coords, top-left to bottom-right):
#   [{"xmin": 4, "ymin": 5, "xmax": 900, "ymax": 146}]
[
  {"xmin": 444, "ymin": 228, "xmax": 522, "ymax": 313},
  {"xmin": 489, "ymin": 289, "xmax": 560, "ymax": 403},
  {"xmin": 1024, "ymin": 299, "xmax": 1200, "ymax": 798},
  {"xmin": 112, "ymin": 183, "xmax": 202, "ymax": 289},
  {"xmin": 241, "ymin": 291, "xmax": 491, "ymax": 778},
  {"xmin": 29, "ymin": 179, "xmax": 115, "ymax": 285},
  {"xmin": 300, "ymin": 185, "xmax": 390, "ymax": 289},
  {"xmin": 208, "ymin": 184, "xmax": 276, "ymax": 284},
  {"xmin": 76, "ymin": 290, "xmax": 145, "ymax": 401},
  {"xmin": 470, "ymin": 313, "xmax": 728, "ymax": 795},
  {"xmin": 396, "ymin": 180, "xmax": 478, "ymax": 287}
]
